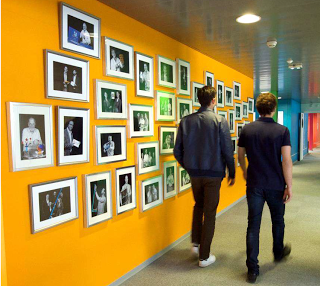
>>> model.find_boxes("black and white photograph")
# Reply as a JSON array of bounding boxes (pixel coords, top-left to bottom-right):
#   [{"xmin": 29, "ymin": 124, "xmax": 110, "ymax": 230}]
[
  {"xmin": 163, "ymin": 161, "xmax": 177, "ymax": 199},
  {"xmin": 225, "ymin": 87, "xmax": 234, "ymax": 107},
  {"xmin": 29, "ymin": 177, "xmax": 78, "ymax": 233},
  {"xmin": 235, "ymin": 102, "xmax": 242, "ymax": 121},
  {"xmin": 233, "ymin": 81, "xmax": 241, "ymax": 100},
  {"xmin": 231, "ymin": 137, "xmax": 237, "ymax": 154},
  {"xmin": 105, "ymin": 37, "xmax": 134, "ymax": 80},
  {"xmin": 217, "ymin": 80, "xmax": 225, "ymax": 108},
  {"xmin": 84, "ymin": 171, "xmax": 112, "ymax": 227},
  {"xmin": 179, "ymin": 167, "xmax": 191, "ymax": 193},
  {"xmin": 160, "ymin": 126, "xmax": 177, "ymax": 155},
  {"xmin": 192, "ymin": 82, "xmax": 205, "ymax": 107},
  {"xmin": 136, "ymin": 52, "xmax": 154, "ymax": 98},
  {"xmin": 218, "ymin": 110, "xmax": 227, "ymax": 119},
  {"xmin": 156, "ymin": 91, "xmax": 176, "ymax": 121},
  {"xmin": 58, "ymin": 106, "xmax": 89, "ymax": 165},
  {"xmin": 248, "ymin": 98, "xmax": 254, "ymax": 113},
  {"xmin": 177, "ymin": 98, "xmax": 192, "ymax": 123},
  {"xmin": 158, "ymin": 55, "xmax": 176, "ymax": 89},
  {"xmin": 129, "ymin": 104, "xmax": 154, "ymax": 138},
  {"xmin": 60, "ymin": 3, "xmax": 101, "ymax": 59},
  {"xmin": 137, "ymin": 141, "xmax": 159, "ymax": 175},
  {"xmin": 7, "ymin": 102, "xmax": 54, "ymax": 172},
  {"xmin": 228, "ymin": 110, "xmax": 235, "ymax": 133},
  {"xmin": 46, "ymin": 50, "xmax": 89, "ymax": 102},
  {"xmin": 141, "ymin": 175, "xmax": 163, "ymax": 212},
  {"xmin": 242, "ymin": 101, "xmax": 249, "ymax": 118},
  {"xmin": 204, "ymin": 71, "xmax": 214, "ymax": 87},
  {"xmin": 237, "ymin": 123, "xmax": 245, "ymax": 138},
  {"xmin": 177, "ymin": 59, "xmax": 190, "ymax": 96}
]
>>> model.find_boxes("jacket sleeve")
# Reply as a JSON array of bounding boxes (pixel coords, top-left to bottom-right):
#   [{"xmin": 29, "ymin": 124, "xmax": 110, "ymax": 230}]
[
  {"xmin": 173, "ymin": 123, "xmax": 185, "ymax": 168},
  {"xmin": 220, "ymin": 118, "xmax": 235, "ymax": 178}
]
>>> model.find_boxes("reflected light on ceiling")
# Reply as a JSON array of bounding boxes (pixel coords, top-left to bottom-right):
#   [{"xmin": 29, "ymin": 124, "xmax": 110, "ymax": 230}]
[{"xmin": 236, "ymin": 14, "xmax": 261, "ymax": 24}]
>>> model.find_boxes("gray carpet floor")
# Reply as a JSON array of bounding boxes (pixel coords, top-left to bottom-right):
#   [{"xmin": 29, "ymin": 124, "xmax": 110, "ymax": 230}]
[{"xmin": 122, "ymin": 149, "xmax": 320, "ymax": 285}]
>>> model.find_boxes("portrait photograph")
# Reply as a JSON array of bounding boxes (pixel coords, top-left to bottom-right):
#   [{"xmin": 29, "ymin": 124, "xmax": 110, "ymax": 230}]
[
  {"xmin": 84, "ymin": 171, "xmax": 112, "ymax": 227},
  {"xmin": 177, "ymin": 98, "xmax": 192, "ymax": 123},
  {"xmin": 233, "ymin": 81, "xmax": 241, "ymax": 100},
  {"xmin": 60, "ymin": 3, "xmax": 101, "ymax": 59},
  {"xmin": 156, "ymin": 91, "xmax": 176, "ymax": 121},
  {"xmin": 159, "ymin": 126, "xmax": 177, "ymax": 155},
  {"xmin": 95, "ymin": 79, "xmax": 127, "ymax": 119},
  {"xmin": 242, "ymin": 102, "xmax": 249, "ymax": 118},
  {"xmin": 231, "ymin": 137, "xmax": 237, "ymax": 154},
  {"xmin": 217, "ymin": 80, "xmax": 225, "ymax": 108},
  {"xmin": 46, "ymin": 50, "xmax": 89, "ymax": 102},
  {"xmin": 116, "ymin": 165, "xmax": 137, "ymax": 215},
  {"xmin": 237, "ymin": 123, "xmax": 245, "ymax": 138},
  {"xmin": 136, "ymin": 52, "xmax": 154, "ymax": 98},
  {"xmin": 157, "ymin": 55, "xmax": 176, "ymax": 89},
  {"xmin": 228, "ymin": 110, "xmax": 235, "ymax": 134},
  {"xmin": 177, "ymin": 58, "xmax": 190, "ymax": 96},
  {"xmin": 7, "ymin": 102, "xmax": 54, "ymax": 172},
  {"xmin": 29, "ymin": 177, "xmax": 78, "ymax": 233},
  {"xmin": 235, "ymin": 102, "xmax": 242, "ymax": 121},
  {"xmin": 248, "ymin": 98, "xmax": 254, "ymax": 113},
  {"xmin": 58, "ymin": 106, "xmax": 89, "ymax": 166},
  {"xmin": 141, "ymin": 175, "xmax": 163, "ymax": 212},
  {"xmin": 192, "ymin": 82, "xmax": 204, "ymax": 107},
  {"xmin": 129, "ymin": 104, "xmax": 154, "ymax": 138},
  {"xmin": 218, "ymin": 110, "xmax": 227, "ymax": 119},
  {"xmin": 163, "ymin": 161, "xmax": 177, "ymax": 199},
  {"xmin": 204, "ymin": 71, "xmax": 214, "ymax": 87},
  {"xmin": 179, "ymin": 167, "xmax": 191, "ymax": 193},
  {"xmin": 225, "ymin": 87, "xmax": 234, "ymax": 107},
  {"xmin": 105, "ymin": 37, "xmax": 134, "ymax": 80},
  {"xmin": 137, "ymin": 141, "xmax": 159, "ymax": 175},
  {"xmin": 95, "ymin": 125, "xmax": 127, "ymax": 165}
]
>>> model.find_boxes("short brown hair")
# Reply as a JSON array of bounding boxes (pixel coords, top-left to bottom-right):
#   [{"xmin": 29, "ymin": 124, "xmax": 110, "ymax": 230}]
[
  {"xmin": 197, "ymin": 86, "xmax": 216, "ymax": 107},
  {"xmin": 256, "ymin": 93, "xmax": 277, "ymax": 116}
]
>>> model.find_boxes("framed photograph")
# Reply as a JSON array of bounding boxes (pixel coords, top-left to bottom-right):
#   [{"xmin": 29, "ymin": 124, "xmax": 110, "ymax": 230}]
[
  {"xmin": 116, "ymin": 166, "xmax": 137, "ymax": 214},
  {"xmin": 105, "ymin": 37, "xmax": 134, "ymax": 80},
  {"xmin": 7, "ymin": 102, "xmax": 54, "ymax": 172},
  {"xmin": 231, "ymin": 137, "xmax": 237, "ymax": 154},
  {"xmin": 141, "ymin": 175, "xmax": 163, "ymax": 212},
  {"xmin": 60, "ymin": 3, "xmax": 100, "ymax": 59},
  {"xmin": 163, "ymin": 161, "xmax": 177, "ymax": 199},
  {"xmin": 237, "ymin": 123, "xmax": 245, "ymax": 138},
  {"xmin": 192, "ymin": 82, "xmax": 204, "ymax": 107},
  {"xmin": 177, "ymin": 98, "xmax": 192, "ymax": 123},
  {"xmin": 156, "ymin": 91, "xmax": 176, "ymax": 121},
  {"xmin": 248, "ymin": 98, "xmax": 254, "ymax": 113},
  {"xmin": 204, "ymin": 71, "xmax": 214, "ymax": 87},
  {"xmin": 233, "ymin": 81, "xmax": 241, "ymax": 100},
  {"xmin": 29, "ymin": 177, "xmax": 78, "ymax": 233},
  {"xmin": 225, "ymin": 87, "xmax": 234, "ymax": 107},
  {"xmin": 95, "ymin": 80, "xmax": 127, "ymax": 119},
  {"xmin": 58, "ymin": 106, "xmax": 90, "ymax": 166},
  {"xmin": 235, "ymin": 102, "xmax": 242, "ymax": 121},
  {"xmin": 46, "ymin": 50, "xmax": 89, "ymax": 102},
  {"xmin": 159, "ymin": 126, "xmax": 177, "ymax": 155},
  {"xmin": 129, "ymin": 104, "xmax": 154, "ymax": 138},
  {"xmin": 216, "ymin": 80, "xmax": 225, "ymax": 108},
  {"xmin": 218, "ymin": 110, "xmax": 227, "ymax": 119},
  {"xmin": 157, "ymin": 55, "xmax": 176, "ymax": 89},
  {"xmin": 94, "ymin": 126, "xmax": 127, "ymax": 165},
  {"xmin": 135, "ymin": 52, "xmax": 154, "ymax": 98},
  {"xmin": 84, "ymin": 171, "xmax": 112, "ymax": 227},
  {"xmin": 179, "ymin": 167, "xmax": 191, "ymax": 193},
  {"xmin": 177, "ymin": 59, "xmax": 190, "ymax": 96},
  {"xmin": 137, "ymin": 141, "xmax": 159, "ymax": 175},
  {"xmin": 242, "ymin": 102, "xmax": 249, "ymax": 118},
  {"xmin": 228, "ymin": 110, "xmax": 235, "ymax": 133}
]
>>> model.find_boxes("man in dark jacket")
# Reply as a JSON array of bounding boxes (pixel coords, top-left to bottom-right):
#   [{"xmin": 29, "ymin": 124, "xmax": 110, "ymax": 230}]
[{"xmin": 174, "ymin": 86, "xmax": 235, "ymax": 268}]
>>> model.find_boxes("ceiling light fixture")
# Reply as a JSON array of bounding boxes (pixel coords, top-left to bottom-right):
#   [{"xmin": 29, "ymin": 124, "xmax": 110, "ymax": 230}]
[{"xmin": 236, "ymin": 14, "xmax": 261, "ymax": 24}]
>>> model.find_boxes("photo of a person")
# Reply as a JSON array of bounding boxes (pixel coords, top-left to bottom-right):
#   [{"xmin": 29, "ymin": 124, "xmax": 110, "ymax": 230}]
[
  {"xmin": 145, "ymin": 183, "xmax": 159, "ymax": 204},
  {"xmin": 226, "ymin": 90, "xmax": 232, "ymax": 104},
  {"xmin": 181, "ymin": 66, "xmax": 188, "ymax": 91},
  {"xmin": 218, "ymin": 85, "xmax": 223, "ymax": 104},
  {"xmin": 181, "ymin": 170, "xmax": 190, "ymax": 187},
  {"xmin": 243, "ymin": 105, "xmax": 248, "ymax": 116},
  {"xmin": 141, "ymin": 147, "xmax": 156, "ymax": 168},
  {"xmin": 110, "ymin": 47, "xmax": 129, "ymax": 73},
  {"xmin": 103, "ymin": 135, "xmax": 114, "ymax": 156},
  {"xmin": 90, "ymin": 180, "xmax": 107, "ymax": 217},
  {"xmin": 119, "ymin": 174, "xmax": 132, "ymax": 206},
  {"xmin": 101, "ymin": 88, "xmax": 122, "ymax": 114},
  {"xmin": 166, "ymin": 167, "xmax": 175, "ymax": 193},
  {"xmin": 180, "ymin": 103, "xmax": 190, "ymax": 119},
  {"xmin": 139, "ymin": 62, "xmax": 150, "ymax": 91},
  {"xmin": 207, "ymin": 77, "xmax": 212, "ymax": 87},
  {"xmin": 230, "ymin": 113, "xmax": 234, "ymax": 131},
  {"xmin": 163, "ymin": 132, "xmax": 174, "ymax": 149},
  {"xmin": 133, "ymin": 111, "xmax": 149, "ymax": 132},
  {"xmin": 161, "ymin": 62, "xmax": 173, "ymax": 83},
  {"xmin": 100, "ymin": 133, "xmax": 122, "ymax": 158},
  {"xmin": 235, "ymin": 85, "xmax": 240, "ymax": 99},
  {"xmin": 64, "ymin": 117, "xmax": 83, "ymax": 156},
  {"xmin": 110, "ymin": 48, "xmax": 122, "ymax": 71},
  {"xmin": 53, "ymin": 62, "xmax": 82, "ymax": 94},
  {"xmin": 80, "ymin": 23, "xmax": 91, "ymax": 46}
]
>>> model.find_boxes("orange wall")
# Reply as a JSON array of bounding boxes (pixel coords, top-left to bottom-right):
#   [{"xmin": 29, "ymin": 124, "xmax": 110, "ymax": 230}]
[{"xmin": 1, "ymin": 0, "xmax": 253, "ymax": 285}]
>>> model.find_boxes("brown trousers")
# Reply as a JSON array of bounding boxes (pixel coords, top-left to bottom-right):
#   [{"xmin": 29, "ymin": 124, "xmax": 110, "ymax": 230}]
[{"xmin": 191, "ymin": 177, "xmax": 222, "ymax": 260}]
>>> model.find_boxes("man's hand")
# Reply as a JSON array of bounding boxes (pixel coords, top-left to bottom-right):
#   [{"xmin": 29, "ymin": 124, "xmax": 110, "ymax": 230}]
[
  {"xmin": 283, "ymin": 187, "xmax": 292, "ymax": 204},
  {"xmin": 228, "ymin": 177, "xmax": 235, "ymax": 186}
]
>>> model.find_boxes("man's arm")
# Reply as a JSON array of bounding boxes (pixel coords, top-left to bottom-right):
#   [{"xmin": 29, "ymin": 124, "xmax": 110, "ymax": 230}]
[
  {"xmin": 281, "ymin": 145, "xmax": 293, "ymax": 204},
  {"xmin": 173, "ymin": 124, "xmax": 184, "ymax": 168},
  {"xmin": 238, "ymin": 147, "xmax": 247, "ymax": 180}
]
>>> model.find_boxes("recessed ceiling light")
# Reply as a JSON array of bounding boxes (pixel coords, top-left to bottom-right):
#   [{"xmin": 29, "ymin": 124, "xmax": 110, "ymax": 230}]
[{"xmin": 236, "ymin": 14, "xmax": 261, "ymax": 24}]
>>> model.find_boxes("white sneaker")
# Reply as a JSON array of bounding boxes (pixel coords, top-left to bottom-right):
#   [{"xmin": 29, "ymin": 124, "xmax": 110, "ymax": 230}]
[
  {"xmin": 199, "ymin": 254, "xmax": 216, "ymax": 268},
  {"xmin": 191, "ymin": 245, "xmax": 199, "ymax": 256}
]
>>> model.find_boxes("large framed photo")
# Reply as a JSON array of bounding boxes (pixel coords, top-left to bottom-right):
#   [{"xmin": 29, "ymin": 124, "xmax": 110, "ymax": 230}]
[
  {"xmin": 136, "ymin": 52, "xmax": 154, "ymax": 98},
  {"xmin": 84, "ymin": 171, "xmax": 112, "ymax": 227},
  {"xmin": 95, "ymin": 126, "xmax": 127, "ymax": 165},
  {"xmin": 237, "ymin": 123, "xmax": 245, "ymax": 138},
  {"xmin": 29, "ymin": 177, "xmax": 78, "ymax": 234},
  {"xmin": 137, "ymin": 141, "xmax": 159, "ymax": 175},
  {"xmin": 233, "ymin": 81, "xmax": 241, "ymax": 100},
  {"xmin": 225, "ymin": 87, "xmax": 234, "ymax": 107},
  {"xmin": 7, "ymin": 102, "xmax": 54, "ymax": 172},
  {"xmin": 95, "ymin": 80, "xmax": 127, "ymax": 119},
  {"xmin": 177, "ymin": 59, "xmax": 190, "ymax": 96},
  {"xmin": 192, "ymin": 82, "xmax": 204, "ymax": 107},
  {"xmin": 157, "ymin": 55, "xmax": 176, "ymax": 89},
  {"xmin": 177, "ymin": 98, "xmax": 192, "ymax": 123},
  {"xmin": 129, "ymin": 104, "xmax": 154, "ymax": 138},
  {"xmin": 235, "ymin": 102, "xmax": 242, "ymax": 121},
  {"xmin": 242, "ymin": 102, "xmax": 249, "ymax": 118},
  {"xmin": 218, "ymin": 110, "xmax": 227, "ymax": 119},
  {"xmin": 159, "ymin": 126, "xmax": 177, "ymax": 155},
  {"xmin": 163, "ymin": 161, "xmax": 177, "ymax": 199},
  {"xmin": 204, "ymin": 71, "xmax": 214, "ymax": 87},
  {"xmin": 46, "ymin": 50, "xmax": 89, "ymax": 102},
  {"xmin": 228, "ymin": 110, "xmax": 235, "ymax": 133},
  {"xmin": 156, "ymin": 91, "xmax": 176, "ymax": 121},
  {"xmin": 217, "ymin": 80, "xmax": 225, "ymax": 108},
  {"xmin": 141, "ymin": 175, "xmax": 163, "ymax": 212},
  {"xmin": 105, "ymin": 37, "xmax": 134, "ymax": 80},
  {"xmin": 116, "ymin": 166, "xmax": 137, "ymax": 214},
  {"xmin": 60, "ymin": 3, "xmax": 100, "ymax": 59},
  {"xmin": 179, "ymin": 167, "xmax": 191, "ymax": 193},
  {"xmin": 231, "ymin": 137, "xmax": 237, "ymax": 154},
  {"xmin": 58, "ymin": 106, "xmax": 90, "ymax": 165},
  {"xmin": 248, "ymin": 98, "xmax": 254, "ymax": 113}
]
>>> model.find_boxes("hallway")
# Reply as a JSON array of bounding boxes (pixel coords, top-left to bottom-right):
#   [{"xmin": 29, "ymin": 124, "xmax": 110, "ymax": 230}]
[{"xmin": 122, "ymin": 150, "xmax": 320, "ymax": 286}]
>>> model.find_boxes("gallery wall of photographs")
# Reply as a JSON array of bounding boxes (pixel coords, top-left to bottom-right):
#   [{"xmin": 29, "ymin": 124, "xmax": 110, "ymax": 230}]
[{"xmin": 5, "ymin": 2, "xmax": 254, "ymax": 234}]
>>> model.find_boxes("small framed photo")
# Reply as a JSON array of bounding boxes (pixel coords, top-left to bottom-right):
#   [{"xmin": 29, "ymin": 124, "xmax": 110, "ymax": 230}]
[
  {"xmin": 105, "ymin": 37, "xmax": 134, "ymax": 80},
  {"xmin": 217, "ymin": 80, "xmax": 225, "ymax": 108},
  {"xmin": 95, "ymin": 80, "xmax": 127, "ymax": 119},
  {"xmin": 58, "ymin": 106, "xmax": 90, "ymax": 166},
  {"xmin": 7, "ymin": 102, "xmax": 54, "ymax": 172},
  {"xmin": 192, "ymin": 82, "xmax": 204, "ymax": 107},
  {"xmin": 248, "ymin": 98, "xmax": 254, "ymax": 113},
  {"xmin": 237, "ymin": 123, "xmax": 245, "ymax": 138},
  {"xmin": 136, "ymin": 52, "xmax": 154, "ymax": 98},
  {"xmin": 29, "ymin": 177, "xmax": 78, "ymax": 233},
  {"xmin": 156, "ymin": 91, "xmax": 176, "ymax": 121},
  {"xmin": 94, "ymin": 126, "xmax": 127, "ymax": 165},
  {"xmin": 137, "ymin": 141, "xmax": 159, "ymax": 175},
  {"xmin": 179, "ymin": 167, "xmax": 191, "ymax": 193},
  {"xmin": 235, "ymin": 102, "xmax": 242, "ymax": 121},
  {"xmin": 116, "ymin": 166, "xmax": 137, "ymax": 215},
  {"xmin": 141, "ymin": 175, "xmax": 163, "ymax": 212},
  {"xmin": 204, "ymin": 71, "xmax": 214, "ymax": 87},
  {"xmin": 177, "ymin": 98, "xmax": 192, "ymax": 123},
  {"xmin": 231, "ymin": 137, "xmax": 237, "ymax": 154},
  {"xmin": 228, "ymin": 110, "xmax": 235, "ymax": 133},
  {"xmin": 218, "ymin": 110, "xmax": 227, "ymax": 119},
  {"xmin": 233, "ymin": 81, "xmax": 241, "ymax": 100},
  {"xmin": 159, "ymin": 126, "xmax": 177, "ymax": 155},
  {"xmin": 242, "ymin": 102, "xmax": 249, "ymax": 118},
  {"xmin": 157, "ymin": 55, "xmax": 176, "ymax": 89},
  {"xmin": 129, "ymin": 104, "xmax": 154, "ymax": 138},
  {"xmin": 60, "ymin": 3, "xmax": 101, "ymax": 59},
  {"xmin": 84, "ymin": 171, "xmax": 112, "ymax": 227},
  {"xmin": 177, "ymin": 59, "xmax": 190, "ymax": 96},
  {"xmin": 163, "ymin": 161, "xmax": 177, "ymax": 199},
  {"xmin": 225, "ymin": 87, "xmax": 234, "ymax": 107},
  {"xmin": 46, "ymin": 50, "xmax": 89, "ymax": 102}
]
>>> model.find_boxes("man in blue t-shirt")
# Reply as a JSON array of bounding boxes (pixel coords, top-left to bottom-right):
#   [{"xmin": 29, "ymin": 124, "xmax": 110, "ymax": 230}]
[{"xmin": 238, "ymin": 93, "xmax": 293, "ymax": 284}]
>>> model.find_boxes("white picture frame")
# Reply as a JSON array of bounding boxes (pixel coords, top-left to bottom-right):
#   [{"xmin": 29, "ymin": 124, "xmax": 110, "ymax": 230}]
[
  {"xmin": 218, "ymin": 110, "xmax": 227, "ymax": 119},
  {"xmin": 192, "ymin": 82, "xmax": 205, "ymax": 107},
  {"xmin": 135, "ymin": 52, "xmax": 154, "ymax": 98},
  {"xmin": 141, "ymin": 175, "xmax": 163, "ymax": 212},
  {"xmin": 235, "ymin": 102, "xmax": 242, "ymax": 121},
  {"xmin": 157, "ymin": 55, "xmax": 176, "ymax": 89},
  {"xmin": 231, "ymin": 137, "xmax": 237, "ymax": 154},
  {"xmin": 248, "ymin": 98, "xmax": 254, "ymax": 113},
  {"xmin": 204, "ymin": 71, "xmax": 214, "ymax": 87},
  {"xmin": 137, "ymin": 141, "xmax": 160, "ymax": 175},
  {"xmin": 155, "ymin": 91, "xmax": 176, "ymax": 121},
  {"xmin": 159, "ymin": 126, "xmax": 177, "ymax": 155},
  {"xmin": 163, "ymin": 161, "xmax": 177, "ymax": 199},
  {"xmin": 242, "ymin": 102, "xmax": 249, "ymax": 118},
  {"xmin": 233, "ymin": 81, "xmax": 241, "ymax": 100},
  {"xmin": 179, "ymin": 166, "xmax": 191, "ymax": 193},
  {"xmin": 225, "ymin": 86, "xmax": 234, "ymax": 107},
  {"xmin": 216, "ymin": 80, "xmax": 225, "ymax": 108},
  {"xmin": 129, "ymin": 104, "xmax": 154, "ymax": 138},
  {"xmin": 177, "ymin": 58, "xmax": 190, "ymax": 96},
  {"xmin": 228, "ymin": 110, "xmax": 235, "ymax": 134},
  {"xmin": 177, "ymin": 98, "xmax": 192, "ymax": 123}
]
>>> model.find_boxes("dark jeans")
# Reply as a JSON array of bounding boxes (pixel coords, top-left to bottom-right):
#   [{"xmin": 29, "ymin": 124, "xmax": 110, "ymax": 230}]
[
  {"xmin": 246, "ymin": 187, "xmax": 285, "ymax": 274},
  {"xmin": 191, "ymin": 177, "xmax": 222, "ymax": 260}
]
